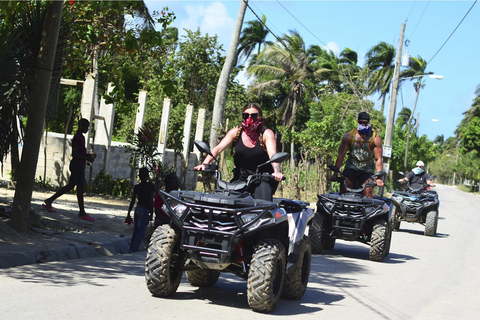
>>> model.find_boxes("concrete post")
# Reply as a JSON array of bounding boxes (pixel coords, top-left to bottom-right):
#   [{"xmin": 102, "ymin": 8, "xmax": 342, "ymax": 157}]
[
  {"xmin": 157, "ymin": 98, "xmax": 172, "ymax": 162},
  {"xmin": 80, "ymin": 74, "xmax": 95, "ymax": 151},
  {"xmin": 194, "ymin": 108, "xmax": 206, "ymax": 161},
  {"xmin": 96, "ymin": 83, "xmax": 116, "ymax": 170},
  {"xmin": 182, "ymin": 104, "xmax": 194, "ymax": 161},
  {"xmin": 134, "ymin": 90, "xmax": 147, "ymax": 134}
]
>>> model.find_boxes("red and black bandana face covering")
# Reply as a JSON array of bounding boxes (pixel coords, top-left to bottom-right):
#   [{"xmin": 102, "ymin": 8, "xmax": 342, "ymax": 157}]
[{"xmin": 241, "ymin": 117, "xmax": 263, "ymax": 133}]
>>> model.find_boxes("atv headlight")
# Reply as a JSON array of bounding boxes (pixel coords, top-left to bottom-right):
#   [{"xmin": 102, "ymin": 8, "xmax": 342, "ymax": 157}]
[
  {"xmin": 392, "ymin": 195, "xmax": 403, "ymax": 203},
  {"xmin": 320, "ymin": 200, "xmax": 334, "ymax": 211},
  {"xmin": 164, "ymin": 199, "xmax": 188, "ymax": 218},
  {"xmin": 240, "ymin": 213, "xmax": 258, "ymax": 225},
  {"xmin": 364, "ymin": 206, "xmax": 379, "ymax": 214}
]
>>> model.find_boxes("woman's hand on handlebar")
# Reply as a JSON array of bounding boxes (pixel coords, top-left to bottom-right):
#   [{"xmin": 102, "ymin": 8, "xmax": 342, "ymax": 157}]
[
  {"xmin": 194, "ymin": 163, "xmax": 206, "ymax": 171},
  {"xmin": 272, "ymin": 172, "xmax": 284, "ymax": 182}
]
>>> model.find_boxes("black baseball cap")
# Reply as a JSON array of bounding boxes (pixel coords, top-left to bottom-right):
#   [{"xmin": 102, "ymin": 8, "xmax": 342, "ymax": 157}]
[{"xmin": 358, "ymin": 112, "xmax": 370, "ymax": 121}]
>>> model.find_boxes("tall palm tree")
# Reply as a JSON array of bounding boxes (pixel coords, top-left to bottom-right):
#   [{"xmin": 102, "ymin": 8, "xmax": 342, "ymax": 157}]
[
  {"xmin": 365, "ymin": 41, "xmax": 395, "ymax": 113},
  {"xmin": 399, "ymin": 55, "xmax": 433, "ymax": 171},
  {"xmin": 248, "ymin": 30, "xmax": 323, "ymax": 168},
  {"xmin": 237, "ymin": 14, "xmax": 269, "ymax": 65}
]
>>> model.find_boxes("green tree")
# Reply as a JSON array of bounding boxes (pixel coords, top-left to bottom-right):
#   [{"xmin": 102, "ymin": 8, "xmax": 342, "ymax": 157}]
[
  {"xmin": 9, "ymin": 0, "xmax": 64, "ymax": 233},
  {"xmin": 237, "ymin": 14, "xmax": 269, "ymax": 65},
  {"xmin": 365, "ymin": 41, "xmax": 395, "ymax": 113}
]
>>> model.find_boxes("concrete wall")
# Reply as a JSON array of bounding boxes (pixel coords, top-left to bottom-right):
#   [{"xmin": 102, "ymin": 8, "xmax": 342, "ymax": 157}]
[{"xmin": 2, "ymin": 132, "xmax": 199, "ymax": 190}]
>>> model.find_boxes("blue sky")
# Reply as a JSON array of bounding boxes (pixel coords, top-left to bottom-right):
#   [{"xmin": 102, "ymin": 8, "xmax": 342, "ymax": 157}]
[{"xmin": 145, "ymin": 0, "xmax": 479, "ymax": 142}]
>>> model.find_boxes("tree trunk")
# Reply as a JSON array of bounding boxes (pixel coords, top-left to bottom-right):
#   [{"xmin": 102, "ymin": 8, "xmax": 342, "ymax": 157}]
[
  {"xmin": 10, "ymin": 1, "xmax": 64, "ymax": 233},
  {"xmin": 209, "ymin": 0, "xmax": 247, "ymax": 147}
]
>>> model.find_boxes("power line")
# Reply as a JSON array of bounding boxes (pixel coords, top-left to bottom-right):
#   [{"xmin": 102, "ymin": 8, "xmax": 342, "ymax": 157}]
[
  {"xmin": 427, "ymin": 0, "xmax": 477, "ymax": 64},
  {"xmin": 407, "ymin": 0, "xmax": 431, "ymax": 40}
]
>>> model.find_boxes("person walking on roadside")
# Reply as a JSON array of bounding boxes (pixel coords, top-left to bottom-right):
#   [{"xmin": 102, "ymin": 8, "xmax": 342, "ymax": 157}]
[
  {"xmin": 42, "ymin": 118, "xmax": 96, "ymax": 221},
  {"xmin": 330, "ymin": 111, "xmax": 384, "ymax": 198},
  {"xmin": 126, "ymin": 167, "xmax": 155, "ymax": 253},
  {"xmin": 153, "ymin": 173, "xmax": 179, "ymax": 228}
]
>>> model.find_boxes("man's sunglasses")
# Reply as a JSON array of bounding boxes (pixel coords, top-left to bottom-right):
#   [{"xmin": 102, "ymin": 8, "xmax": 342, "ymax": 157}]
[
  {"xmin": 242, "ymin": 112, "xmax": 259, "ymax": 120},
  {"xmin": 358, "ymin": 121, "xmax": 369, "ymax": 125}
]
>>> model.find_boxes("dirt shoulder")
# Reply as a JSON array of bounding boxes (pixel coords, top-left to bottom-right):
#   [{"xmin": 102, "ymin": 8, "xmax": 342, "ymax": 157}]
[{"xmin": 0, "ymin": 182, "xmax": 136, "ymax": 254}]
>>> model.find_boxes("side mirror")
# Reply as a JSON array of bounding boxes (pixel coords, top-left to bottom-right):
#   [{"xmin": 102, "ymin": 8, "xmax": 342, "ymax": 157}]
[
  {"xmin": 328, "ymin": 165, "xmax": 340, "ymax": 172},
  {"xmin": 268, "ymin": 152, "xmax": 289, "ymax": 164},
  {"xmin": 431, "ymin": 175, "xmax": 437, "ymax": 180},
  {"xmin": 374, "ymin": 171, "xmax": 386, "ymax": 178},
  {"xmin": 398, "ymin": 171, "xmax": 406, "ymax": 177},
  {"xmin": 194, "ymin": 140, "xmax": 218, "ymax": 162}
]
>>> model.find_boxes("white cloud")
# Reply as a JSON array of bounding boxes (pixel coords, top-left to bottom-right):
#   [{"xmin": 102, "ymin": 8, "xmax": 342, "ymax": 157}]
[
  {"xmin": 179, "ymin": 2, "xmax": 235, "ymax": 48},
  {"xmin": 323, "ymin": 42, "xmax": 340, "ymax": 56}
]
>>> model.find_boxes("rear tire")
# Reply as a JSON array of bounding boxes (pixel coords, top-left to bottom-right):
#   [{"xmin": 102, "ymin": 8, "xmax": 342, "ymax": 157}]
[
  {"xmin": 145, "ymin": 225, "xmax": 183, "ymax": 297},
  {"xmin": 424, "ymin": 211, "xmax": 438, "ymax": 236},
  {"xmin": 185, "ymin": 269, "xmax": 220, "ymax": 287},
  {"xmin": 369, "ymin": 220, "xmax": 387, "ymax": 262},
  {"xmin": 282, "ymin": 237, "xmax": 311, "ymax": 300},
  {"xmin": 311, "ymin": 212, "xmax": 325, "ymax": 254},
  {"xmin": 247, "ymin": 239, "xmax": 285, "ymax": 313},
  {"xmin": 392, "ymin": 207, "xmax": 401, "ymax": 230}
]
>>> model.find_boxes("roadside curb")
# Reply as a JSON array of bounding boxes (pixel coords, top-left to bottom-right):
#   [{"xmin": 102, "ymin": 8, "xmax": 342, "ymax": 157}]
[{"xmin": 0, "ymin": 238, "xmax": 131, "ymax": 269}]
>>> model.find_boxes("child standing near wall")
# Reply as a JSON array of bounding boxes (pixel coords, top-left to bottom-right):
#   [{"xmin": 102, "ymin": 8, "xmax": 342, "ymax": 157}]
[{"xmin": 126, "ymin": 167, "xmax": 155, "ymax": 253}]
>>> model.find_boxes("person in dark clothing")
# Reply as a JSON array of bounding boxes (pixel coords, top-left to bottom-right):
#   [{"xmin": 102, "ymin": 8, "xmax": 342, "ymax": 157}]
[
  {"xmin": 43, "ymin": 118, "xmax": 96, "ymax": 221},
  {"xmin": 330, "ymin": 112, "xmax": 384, "ymax": 198},
  {"xmin": 398, "ymin": 160, "xmax": 436, "ymax": 189},
  {"xmin": 153, "ymin": 173, "xmax": 179, "ymax": 228},
  {"xmin": 126, "ymin": 167, "xmax": 155, "ymax": 253},
  {"xmin": 194, "ymin": 102, "xmax": 283, "ymax": 201}
]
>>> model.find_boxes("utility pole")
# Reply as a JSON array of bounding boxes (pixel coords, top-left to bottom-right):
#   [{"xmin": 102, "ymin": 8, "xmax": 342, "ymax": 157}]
[{"xmin": 380, "ymin": 19, "xmax": 406, "ymax": 196}]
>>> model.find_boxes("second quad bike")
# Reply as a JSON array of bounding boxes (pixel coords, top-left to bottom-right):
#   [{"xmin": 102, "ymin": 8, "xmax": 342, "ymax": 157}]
[
  {"xmin": 390, "ymin": 173, "xmax": 439, "ymax": 236},
  {"xmin": 311, "ymin": 166, "xmax": 393, "ymax": 262},
  {"xmin": 145, "ymin": 141, "xmax": 315, "ymax": 313}
]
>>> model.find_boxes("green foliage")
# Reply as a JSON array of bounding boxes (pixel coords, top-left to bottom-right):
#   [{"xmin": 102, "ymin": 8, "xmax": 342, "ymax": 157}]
[
  {"xmin": 91, "ymin": 170, "xmax": 130, "ymax": 197},
  {"xmin": 461, "ymin": 116, "xmax": 480, "ymax": 154}
]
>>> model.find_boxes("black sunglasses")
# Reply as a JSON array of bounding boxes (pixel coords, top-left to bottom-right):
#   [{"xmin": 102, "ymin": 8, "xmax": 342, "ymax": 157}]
[
  {"xmin": 358, "ymin": 121, "xmax": 369, "ymax": 125},
  {"xmin": 242, "ymin": 112, "xmax": 259, "ymax": 120}
]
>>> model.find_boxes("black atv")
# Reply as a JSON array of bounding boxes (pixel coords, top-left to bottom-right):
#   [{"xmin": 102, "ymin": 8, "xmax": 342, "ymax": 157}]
[
  {"xmin": 145, "ymin": 141, "xmax": 315, "ymax": 313},
  {"xmin": 390, "ymin": 173, "xmax": 439, "ymax": 236},
  {"xmin": 311, "ymin": 165, "xmax": 393, "ymax": 262}
]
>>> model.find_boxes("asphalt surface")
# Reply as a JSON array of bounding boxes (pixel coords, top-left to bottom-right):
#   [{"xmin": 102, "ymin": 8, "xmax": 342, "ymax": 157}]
[{"xmin": 0, "ymin": 183, "xmax": 142, "ymax": 269}]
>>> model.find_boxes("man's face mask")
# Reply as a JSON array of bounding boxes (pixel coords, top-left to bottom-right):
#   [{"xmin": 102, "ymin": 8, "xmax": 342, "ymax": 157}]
[
  {"xmin": 412, "ymin": 166, "xmax": 424, "ymax": 175},
  {"xmin": 357, "ymin": 121, "xmax": 371, "ymax": 135}
]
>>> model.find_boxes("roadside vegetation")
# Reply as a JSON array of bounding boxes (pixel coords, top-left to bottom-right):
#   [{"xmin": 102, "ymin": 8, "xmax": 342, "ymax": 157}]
[{"xmin": 1, "ymin": 1, "xmax": 479, "ymax": 230}]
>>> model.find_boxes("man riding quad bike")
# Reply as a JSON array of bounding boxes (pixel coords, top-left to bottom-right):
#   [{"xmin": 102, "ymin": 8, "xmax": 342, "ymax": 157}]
[
  {"xmin": 145, "ymin": 141, "xmax": 315, "ymax": 313},
  {"xmin": 311, "ymin": 166, "xmax": 393, "ymax": 262},
  {"xmin": 391, "ymin": 172, "xmax": 439, "ymax": 236}
]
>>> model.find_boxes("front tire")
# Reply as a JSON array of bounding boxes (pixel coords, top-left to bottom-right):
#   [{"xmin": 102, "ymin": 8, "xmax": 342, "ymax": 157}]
[
  {"xmin": 392, "ymin": 207, "xmax": 401, "ymax": 230},
  {"xmin": 145, "ymin": 225, "xmax": 183, "ymax": 297},
  {"xmin": 247, "ymin": 239, "xmax": 286, "ymax": 313},
  {"xmin": 185, "ymin": 269, "xmax": 220, "ymax": 287},
  {"xmin": 369, "ymin": 219, "xmax": 387, "ymax": 262},
  {"xmin": 311, "ymin": 211, "xmax": 325, "ymax": 254},
  {"xmin": 424, "ymin": 211, "xmax": 438, "ymax": 236},
  {"xmin": 282, "ymin": 237, "xmax": 311, "ymax": 300}
]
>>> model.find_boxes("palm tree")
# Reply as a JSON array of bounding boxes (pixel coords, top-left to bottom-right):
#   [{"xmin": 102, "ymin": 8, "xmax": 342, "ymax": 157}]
[
  {"xmin": 237, "ymin": 14, "xmax": 269, "ymax": 65},
  {"xmin": 455, "ymin": 85, "xmax": 480, "ymax": 138},
  {"xmin": 399, "ymin": 55, "xmax": 433, "ymax": 171},
  {"xmin": 365, "ymin": 42, "xmax": 395, "ymax": 113}
]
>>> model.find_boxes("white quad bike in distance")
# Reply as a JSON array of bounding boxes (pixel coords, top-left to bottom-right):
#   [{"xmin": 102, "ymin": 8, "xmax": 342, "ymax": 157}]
[
  {"xmin": 311, "ymin": 165, "xmax": 393, "ymax": 262},
  {"xmin": 390, "ymin": 173, "xmax": 439, "ymax": 236},
  {"xmin": 145, "ymin": 141, "xmax": 315, "ymax": 313}
]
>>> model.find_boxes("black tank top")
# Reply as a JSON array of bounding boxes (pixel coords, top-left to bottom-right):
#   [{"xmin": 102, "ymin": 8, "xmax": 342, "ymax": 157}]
[{"xmin": 233, "ymin": 135, "xmax": 272, "ymax": 181}]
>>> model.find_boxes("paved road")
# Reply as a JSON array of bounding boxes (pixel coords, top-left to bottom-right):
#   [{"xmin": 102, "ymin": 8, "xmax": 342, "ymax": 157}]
[{"xmin": 1, "ymin": 184, "xmax": 479, "ymax": 319}]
